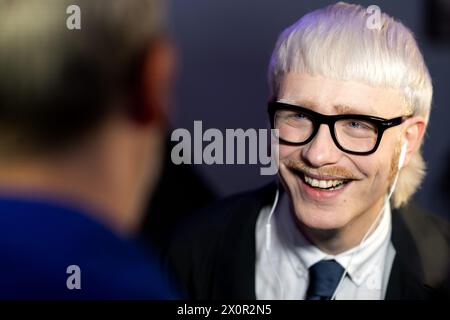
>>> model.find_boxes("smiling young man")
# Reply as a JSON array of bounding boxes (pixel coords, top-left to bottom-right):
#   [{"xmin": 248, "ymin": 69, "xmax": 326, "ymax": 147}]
[{"xmin": 166, "ymin": 2, "xmax": 449, "ymax": 300}]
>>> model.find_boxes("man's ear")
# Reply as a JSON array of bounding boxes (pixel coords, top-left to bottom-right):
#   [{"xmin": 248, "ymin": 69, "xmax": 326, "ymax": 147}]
[
  {"xmin": 132, "ymin": 37, "xmax": 176, "ymax": 126},
  {"xmin": 403, "ymin": 116, "xmax": 426, "ymax": 167}
]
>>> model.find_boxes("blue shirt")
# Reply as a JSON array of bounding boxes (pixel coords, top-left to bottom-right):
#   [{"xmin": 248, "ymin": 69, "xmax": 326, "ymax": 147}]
[{"xmin": 0, "ymin": 196, "xmax": 178, "ymax": 299}]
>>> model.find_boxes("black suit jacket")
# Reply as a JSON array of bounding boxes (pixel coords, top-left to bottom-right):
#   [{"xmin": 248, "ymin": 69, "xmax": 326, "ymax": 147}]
[{"xmin": 165, "ymin": 183, "xmax": 449, "ymax": 300}]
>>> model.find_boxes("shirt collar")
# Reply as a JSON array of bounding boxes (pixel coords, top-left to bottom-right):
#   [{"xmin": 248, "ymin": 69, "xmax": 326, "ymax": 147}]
[{"xmin": 276, "ymin": 193, "xmax": 392, "ymax": 286}]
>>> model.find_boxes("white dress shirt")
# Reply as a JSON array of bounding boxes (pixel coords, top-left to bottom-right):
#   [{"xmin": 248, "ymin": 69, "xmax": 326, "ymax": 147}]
[{"xmin": 255, "ymin": 192, "xmax": 396, "ymax": 300}]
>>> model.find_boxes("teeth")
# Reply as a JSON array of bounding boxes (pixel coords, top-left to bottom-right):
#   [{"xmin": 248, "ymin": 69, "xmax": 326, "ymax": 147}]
[{"xmin": 304, "ymin": 174, "xmax": 346, "ymax": 189}]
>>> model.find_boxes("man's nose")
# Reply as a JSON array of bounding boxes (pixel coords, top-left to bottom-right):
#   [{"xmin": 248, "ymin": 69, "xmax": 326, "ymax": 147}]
[{"xmin": 301, "ymin": 124, "xmax": 341, "ymax": 168}]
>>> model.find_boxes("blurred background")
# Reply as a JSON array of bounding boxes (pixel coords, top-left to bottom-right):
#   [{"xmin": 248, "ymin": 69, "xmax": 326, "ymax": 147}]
[{"xmin": 141, "ymin": 0, "xmax": 450, "ymax": 249}]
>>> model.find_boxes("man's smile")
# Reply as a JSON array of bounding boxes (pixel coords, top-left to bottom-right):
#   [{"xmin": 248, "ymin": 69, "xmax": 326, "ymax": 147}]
[{"xmin": 286, "ymin": 165, "xmax": 356, "ymax": 201}]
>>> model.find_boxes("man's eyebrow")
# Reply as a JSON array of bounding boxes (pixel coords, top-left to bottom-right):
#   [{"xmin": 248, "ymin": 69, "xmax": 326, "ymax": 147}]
[
  {"xmin": 334, "ymin": 104, "xmax": 375, "ymax": 115},
  {"xmin": 280, "ymin": 99, "xmax": 316, "ymax": 109},
  {"xmin": 283, "ymin": 100, "xmax": 376, "ymax": 116}
]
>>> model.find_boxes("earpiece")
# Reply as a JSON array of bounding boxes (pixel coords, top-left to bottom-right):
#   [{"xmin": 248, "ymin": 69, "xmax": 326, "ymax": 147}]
[
  {"xmin": 265, "ymin": 185, "xmax": 280, "ymax": 250},
  {"xmin": 398, "ymin": 141, "xmax": 408, "ymax": 170},
  {"xmin": 265, "ymin": 184, "xmax": 284, "ymax": 298}
]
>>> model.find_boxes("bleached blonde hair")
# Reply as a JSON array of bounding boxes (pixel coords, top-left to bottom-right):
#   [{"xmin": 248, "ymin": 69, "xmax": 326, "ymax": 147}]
[{"xmin": 268, "ymin": 2, "xmax": 433, "ymax": 208}]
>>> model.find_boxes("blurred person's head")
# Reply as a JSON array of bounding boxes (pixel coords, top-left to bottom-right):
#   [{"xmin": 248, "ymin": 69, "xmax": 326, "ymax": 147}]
[
  {"xmin": 0, "ymin": 0, "xmax": 175, "ymax": 235},
  {"xmin": 268, "ymin": 2, "xmax": 431, "ymax": 252}
]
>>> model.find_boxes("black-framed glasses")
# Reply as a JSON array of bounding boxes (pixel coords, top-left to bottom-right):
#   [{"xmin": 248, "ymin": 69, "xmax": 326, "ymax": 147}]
[{"xmin": 268, "ymin": 101, "xmax": 412, "ymax": 155}]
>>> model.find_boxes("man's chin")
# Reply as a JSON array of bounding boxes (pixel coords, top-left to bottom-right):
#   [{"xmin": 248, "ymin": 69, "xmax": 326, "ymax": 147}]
[{"xmin": 292, "ymin": 205, "xmax": 350, "ymax": 232}]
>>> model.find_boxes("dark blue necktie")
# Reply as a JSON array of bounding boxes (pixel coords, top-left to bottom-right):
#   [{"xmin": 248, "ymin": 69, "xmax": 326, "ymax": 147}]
[{"xmin": 306, "ymin": 259, "xmax": 345, "ymax": 300}]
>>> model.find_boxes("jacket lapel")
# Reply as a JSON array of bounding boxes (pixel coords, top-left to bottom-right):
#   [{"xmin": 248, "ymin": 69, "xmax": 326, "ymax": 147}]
[
  {"xmin": 385, "ymin": 208, "xmax": 433, "ymax": 299},
  {"xmin": 212, "ymin": 183, "xmax": 277, "ymax": 299}
]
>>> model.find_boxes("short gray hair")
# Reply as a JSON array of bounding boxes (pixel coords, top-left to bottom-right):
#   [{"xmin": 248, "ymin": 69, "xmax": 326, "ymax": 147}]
[{"xmin": 0, "ymin": 0, "xmax": 165, "ymax": 153}]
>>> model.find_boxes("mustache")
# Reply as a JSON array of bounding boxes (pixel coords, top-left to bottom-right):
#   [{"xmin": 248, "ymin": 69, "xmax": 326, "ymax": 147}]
[{"xmin": 283, "ymin": 159, "xmax": 359, "ymax": 180}]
